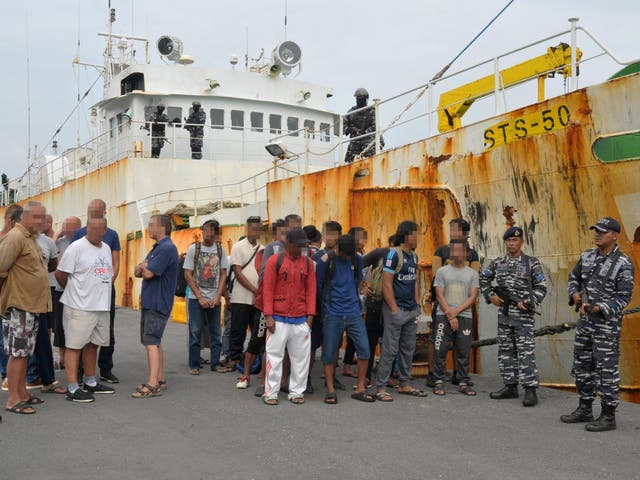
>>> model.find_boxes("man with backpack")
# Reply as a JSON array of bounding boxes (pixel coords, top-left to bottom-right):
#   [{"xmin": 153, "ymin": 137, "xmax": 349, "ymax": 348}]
[
  {"xmin": 316, "ymin": 235, "xmax": 373, "ymax": 404},
  {"xmin": 375, "ymin": 221, "xmax": 427, "ymax": 401},
  {"xmin": 183, "ymin": 219, "xmax": 229, "ymax": 375},
  {"xmin": 262, "ymin": 228, "xmax": 316, "ymax": 405}
]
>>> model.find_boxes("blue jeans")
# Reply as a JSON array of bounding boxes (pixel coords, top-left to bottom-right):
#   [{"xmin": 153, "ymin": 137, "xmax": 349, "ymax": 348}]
[
  {"xmin": 188, "ymin": 299, "xmax": 222, "ymax": 370},
  {"xmin": 321, "ymin": 314, "xmax": 370, "ymax": 365}
]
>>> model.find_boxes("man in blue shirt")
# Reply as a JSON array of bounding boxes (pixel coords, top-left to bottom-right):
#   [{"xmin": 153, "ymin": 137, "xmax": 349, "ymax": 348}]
[
  {"xmin": 71, "ymin": 199, "xmax": 121, "ymax": 384},
  {"xmin": 316, "ymin": 235, "xmax": 373, "ymax": 404},
  {"xmin": 132, "ymin": 214, "xmax": 179, "ymax": 398},
  {"xmin": 375, "ymin": 221, "xmax": 427, "ymax": 401}
]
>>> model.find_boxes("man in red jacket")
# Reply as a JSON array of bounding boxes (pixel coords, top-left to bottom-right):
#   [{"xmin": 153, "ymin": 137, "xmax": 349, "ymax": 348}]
[{"xmin": 262, "ymin": 228, "xmax": 316, "ymax": 405}]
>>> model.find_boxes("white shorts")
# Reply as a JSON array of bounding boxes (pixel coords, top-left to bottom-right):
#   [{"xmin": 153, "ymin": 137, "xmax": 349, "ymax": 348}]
[{"xmin": 62, "ymin": 305, "xmax": 109, "ymax": 349}]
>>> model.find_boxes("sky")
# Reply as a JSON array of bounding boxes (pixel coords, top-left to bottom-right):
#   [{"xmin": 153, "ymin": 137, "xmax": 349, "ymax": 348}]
[{"xmin": 1, "ymin": 0, "xmax": 638, "ymax": 180}]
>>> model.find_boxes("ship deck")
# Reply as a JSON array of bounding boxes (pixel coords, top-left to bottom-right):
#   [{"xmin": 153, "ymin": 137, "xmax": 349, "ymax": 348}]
[{"xmin": 1, "ymin": 307, "xmax": 638, "ymax": 480}]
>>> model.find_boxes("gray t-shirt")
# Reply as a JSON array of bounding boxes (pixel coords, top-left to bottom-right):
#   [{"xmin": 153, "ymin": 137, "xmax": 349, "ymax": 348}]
[
  {"xmin": 184, "ymin": 243, "xmax": 229, "ymax": 301},
  {"xmin": 433, "ymin": 264, "xmax": 479, "ymax": 318}
]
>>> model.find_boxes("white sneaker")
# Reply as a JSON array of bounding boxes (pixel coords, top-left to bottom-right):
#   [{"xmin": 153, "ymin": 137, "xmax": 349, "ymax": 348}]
[{"xmin": 236, "ymin": 376, "xmax": 249, "ymax": 389}]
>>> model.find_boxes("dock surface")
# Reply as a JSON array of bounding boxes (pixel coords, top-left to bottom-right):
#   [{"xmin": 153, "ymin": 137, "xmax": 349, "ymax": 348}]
[{"xmin": 1, "ymin": 307, "xmax": 639, "ymax": 480}]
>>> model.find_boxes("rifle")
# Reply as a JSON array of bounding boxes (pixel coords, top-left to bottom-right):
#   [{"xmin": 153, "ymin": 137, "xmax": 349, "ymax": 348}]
[{"xmin": 493, "ymin": 286, "xmax": 541, "ymax": 315}]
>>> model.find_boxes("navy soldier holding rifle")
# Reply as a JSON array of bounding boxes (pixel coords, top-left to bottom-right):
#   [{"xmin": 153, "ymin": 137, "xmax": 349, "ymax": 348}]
[
  {"xmin": 562, "ymin": 217, "xmax": 634, "ymax": 432},
  {"xmin": 480, "ymin": 226, "xmax": 547, "ymax": 407}
]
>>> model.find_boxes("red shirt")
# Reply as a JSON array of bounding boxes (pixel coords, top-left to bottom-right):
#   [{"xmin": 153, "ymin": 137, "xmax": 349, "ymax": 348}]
[{"xmin": 262, "ymin": 252, "xmax": 316, "ymax": 318}]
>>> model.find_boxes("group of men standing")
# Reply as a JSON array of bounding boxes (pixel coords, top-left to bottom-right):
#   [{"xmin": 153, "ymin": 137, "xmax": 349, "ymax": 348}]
[
  {"xmin": 144, "ymin": 101, "xmax": 206, "ymax": 159},
  {"xmin": 0, "ymin": 201, "xmax": 634, "ymax": 432}
]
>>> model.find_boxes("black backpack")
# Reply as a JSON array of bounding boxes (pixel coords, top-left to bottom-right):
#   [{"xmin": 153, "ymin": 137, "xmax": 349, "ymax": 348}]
[{"xmin": 175, "ymin": 242, "xmax": 202, "ymax": 297}]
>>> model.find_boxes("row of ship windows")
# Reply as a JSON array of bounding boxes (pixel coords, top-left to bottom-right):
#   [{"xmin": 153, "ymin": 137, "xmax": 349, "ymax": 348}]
[{"xmin": 108, "ymin": 108, "xmax": 334, "ymax": 141}]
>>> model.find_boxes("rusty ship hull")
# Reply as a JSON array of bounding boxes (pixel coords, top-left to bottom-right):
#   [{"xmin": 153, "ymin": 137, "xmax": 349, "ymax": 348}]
[{"xmin": 264, "ymin": 72, "xmax": 640, "ymax": 401}]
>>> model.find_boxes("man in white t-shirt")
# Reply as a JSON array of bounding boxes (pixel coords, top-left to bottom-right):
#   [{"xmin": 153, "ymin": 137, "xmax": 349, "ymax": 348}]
[
  {"xmin": 183, "ymin": 219, "xmax": 229, "ymax": 374},
  {"xmin": 54, "ymin": 218, "xmax": 114, "ymax": 403},
  {"xmin": 228, "ymin": 216, "xmax": 263, "ymax": 379}
]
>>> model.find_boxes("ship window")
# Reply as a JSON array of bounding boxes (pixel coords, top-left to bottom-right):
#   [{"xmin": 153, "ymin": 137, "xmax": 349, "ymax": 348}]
[
  {"xmin": 117, "ymin": 113, "xmax": 123, "ymax": 133},
  {"xmin": 231, "ymin": 110, "xmax": 244, "ymax": 131},
  {"xmin": 319, "ymin": 122, "xmax": 331, "ymax": 142},
  {"xmin": 166, "ymin": 107, "xmax": 182, "ymax": 127},
  {"xmin": 251, "ymin": 112, "xmax": 263, "ymax": 132},
  {"xmin": 120, "ymin": 72, "xmax": 145, "ymax": 95},
  {"xmin": 269, "ymin": 114, "xmax": 282, "ymax": 134},
  {"xmin": 109, "ymin": 117, "xmax": 116, "ymax": 138},
  {"xmin": 304, "ymin": 120, "xmax": 315, "ymax": 139},
  {"xmin": 593, "ymin": 132, "xmax": 640, "ymax": 163},
  {"xmin": 287, "ymin": 117, "xmax": 299, "ymax": 136},
  {"xmin": 211, "ymin": 109, "xmax": 224, "ymax": 129}
]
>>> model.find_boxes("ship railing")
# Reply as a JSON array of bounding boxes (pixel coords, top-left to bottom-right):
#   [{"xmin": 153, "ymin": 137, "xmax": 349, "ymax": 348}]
[
  {"xmin": 303, "ymin": 19, "xmax": 640, "ymax": 164},
  {"xmin": 0, "ymin": 118, "xmax": 340, "ymax": 206},
  {"xmin": 134, "ymin": 155, "xmax": 304, "ymax": 224}
]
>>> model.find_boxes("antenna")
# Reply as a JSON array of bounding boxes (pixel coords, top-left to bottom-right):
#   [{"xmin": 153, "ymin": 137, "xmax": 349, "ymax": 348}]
[
  {"xmin": 25, "ymin": 9, "xmax": 31, "ymax": 166},
  {"xmin": 245, "ymin": 26, "xmax": 249, "ymax": 70},
  {"xmin": 284, "ymin": 0, "xmax": 287, "ymax": 40}
]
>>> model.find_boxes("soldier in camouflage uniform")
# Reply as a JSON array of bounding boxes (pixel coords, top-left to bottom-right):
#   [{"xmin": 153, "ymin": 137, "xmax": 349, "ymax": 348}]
[
  {"xmin": 343, "ymin": 88, "xmax": 384, "ymax": 164},
  {"xmin": 561, "ymin": 217, "xmax": 634, "ymax": 432},
  {"xmin": 144, "ymin": 105, "xmax": 169, "ymax": 158},
  {"xmin": 184, "ymin": 101, "xmax": 206, "ymax": 159},
  {"xmin": 480, "ymin": 226, "xmax": 547, "ymax": 407}
]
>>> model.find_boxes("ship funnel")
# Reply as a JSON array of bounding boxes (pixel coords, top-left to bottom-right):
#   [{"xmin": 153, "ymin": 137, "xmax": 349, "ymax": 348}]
[
  {"xmin": 270, "ymin": 41, "xmax": 302, "ymax": 77},
  {"xmin": 157, "ymin": 36, "xmax": 184, "ymax": 62}
]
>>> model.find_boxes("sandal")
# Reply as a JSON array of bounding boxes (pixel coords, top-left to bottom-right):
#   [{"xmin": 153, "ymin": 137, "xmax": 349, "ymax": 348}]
[
  {"xmin": 398, "ymin": 388, "xmax": 428, "ymax": 397},
  {"xmin": 158, "ymin": 380, "xmax": 167, "ymax": 391},
  {"xmin": 5, "ymin": 401, "xmax": 36, "ymax": 415},
  {"xmin": 434, "ymin": 384, "xmax": 445, "ymax": 396},
  {"xmin": 189, "ymin": 369, "xmax": 200, "ymax": 375},
  {"xmin": 290, "ymin": 396, "xmax": 305, "ymax": 405},
  {"xmin": 324, "ymin": 392, "xmax": 338, "ymax": 404},
  {"xmin": 41, "ymin": 386, "xmax": 67, "ymax": 394},
  {"xmin": 458, "ymin": 385, "xmax": 477, "ymax": 396},
  {"xmin": 262, "ymin": 397, "xmax": 278, "ymax": 405},
  {"xmin": 25, "ymin": 395, "xmax": 45, "ymax": 405},
  {"xmin": 351, "ymin": 390, "xmax": 376, "ymax": 403},
  {"xmin": 375, "ymin": 391, "xmax": 394, "ymax": 402},
  {"xmin": 131, "ymin": 383, "xmax": 162, "ymax": 399}
]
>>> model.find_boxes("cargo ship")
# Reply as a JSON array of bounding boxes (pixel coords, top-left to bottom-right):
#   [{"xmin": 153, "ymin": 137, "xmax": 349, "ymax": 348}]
[{"xmin": 1, "ymin": 12, "xmax": 638, "ymax": 401}]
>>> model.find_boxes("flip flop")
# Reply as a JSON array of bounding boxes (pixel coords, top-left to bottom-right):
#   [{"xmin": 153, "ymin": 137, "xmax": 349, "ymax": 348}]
[
  {"xmin": 375, "ymin": 391, "xmax": 394, "ymax": 402},
  {"xmin": 41, "ymin": 386, "xmax": 67, "ymax": 394},
  {"xmin": 458, "ymin": 385, "xmax": 477, "ymax": 396},
  {"xmin": 342, "ymin": 371, "xmax": 358, "ymax": 378},
  {"xmin": 5, "ymin": 401, "xmax": 36, "ymax": 415},
  {"xmin": 351, "ymin": 391, "xmax": 376, "ymax": 403},
  {"xmin": 398, "ymin": 388, "xmax": 428, "ymax": 397},
  {"xmin": 434, "ymin": 384, "xmax": 445, "ymax": 396},
  {"xmin": 25, "ymin": 395, "xmax": 45, "ymax": 405},
  {"xmin": 262, "ymin": 397, "xmax": 278, "ymax": 406}
]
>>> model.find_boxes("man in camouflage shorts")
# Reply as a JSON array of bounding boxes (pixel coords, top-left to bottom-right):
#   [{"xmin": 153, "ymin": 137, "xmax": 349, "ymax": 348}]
[{"xmin": 0, "ymin": 200, "xmax": 52, "ymax": 415}]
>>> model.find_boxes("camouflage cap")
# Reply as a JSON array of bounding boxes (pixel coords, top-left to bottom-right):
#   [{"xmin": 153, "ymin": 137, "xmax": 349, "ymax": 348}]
[{"xmin": 589, "ymin": 217, "xmax": 621, "ymax": 233}]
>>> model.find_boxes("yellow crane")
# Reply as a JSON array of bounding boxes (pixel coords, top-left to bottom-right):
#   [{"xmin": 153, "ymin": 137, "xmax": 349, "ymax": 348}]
[{"xmin": 438, "ymin": 43, "xmax": 582, "ymax": 133}]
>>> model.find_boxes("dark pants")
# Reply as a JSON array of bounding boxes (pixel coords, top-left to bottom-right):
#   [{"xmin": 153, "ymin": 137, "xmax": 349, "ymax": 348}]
[
  {"xmin": 343, "ymin": 337, "xmax": 356, "ymax": 365},
  {"xmin": 229, "ymin": 303, "xmax": 255, "ymax": 361},
  {"xmin": 34, "ymin": 301, "xmax": 56, "ymax": 386},
  {"xmin": 98, "ymin": 286, "xmax": 116, "ymax": 373},
  {"xmin": 52, "ymin": 289, "xmax": 65, "ymax": 348},
  {"xmin": 433, "ymin": 315, "xmax": 472, "ymax": 384},
  {"xmin": 365, "ymin": 299, "xmax": 384, "ymax": 380}
]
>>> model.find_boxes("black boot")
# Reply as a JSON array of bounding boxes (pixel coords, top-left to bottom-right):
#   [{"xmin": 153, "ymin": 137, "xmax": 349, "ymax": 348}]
[
  {"xmin": 560, "ymin": 399, "xmax": 594, "ymax": 423},
  {"xmin": 522, "ymin": 387, "xmax": 538, "ymax": 407},
  {"xmin": 490, "ymin": 384, "xmax": 518, "ymax": 399},
  {"xmin": 585, "ymin": 404, "xmax": 617, "ymax": 432}
]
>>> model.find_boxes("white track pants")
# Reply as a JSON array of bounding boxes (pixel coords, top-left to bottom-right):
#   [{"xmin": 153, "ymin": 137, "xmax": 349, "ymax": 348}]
[{"xmin": 264, "ymin": 321, "xmax": 311, "ymax": 400}]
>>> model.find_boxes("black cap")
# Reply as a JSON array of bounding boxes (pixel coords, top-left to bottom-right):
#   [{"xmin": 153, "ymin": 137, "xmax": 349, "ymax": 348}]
[
  {"xmin": 303, "ymin": 225, "xmax": 321, "ymax": 243},
  {"xmin": 503, "ymin": 226, "xmax": 523, "ymax": 241},
  {"xmin": 286, "ymin": 228, "xmax": 308, "ymax": 246},
  {"xmin": 589, "ymin": 217, "xmax": 621, "ymax": 233}
]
